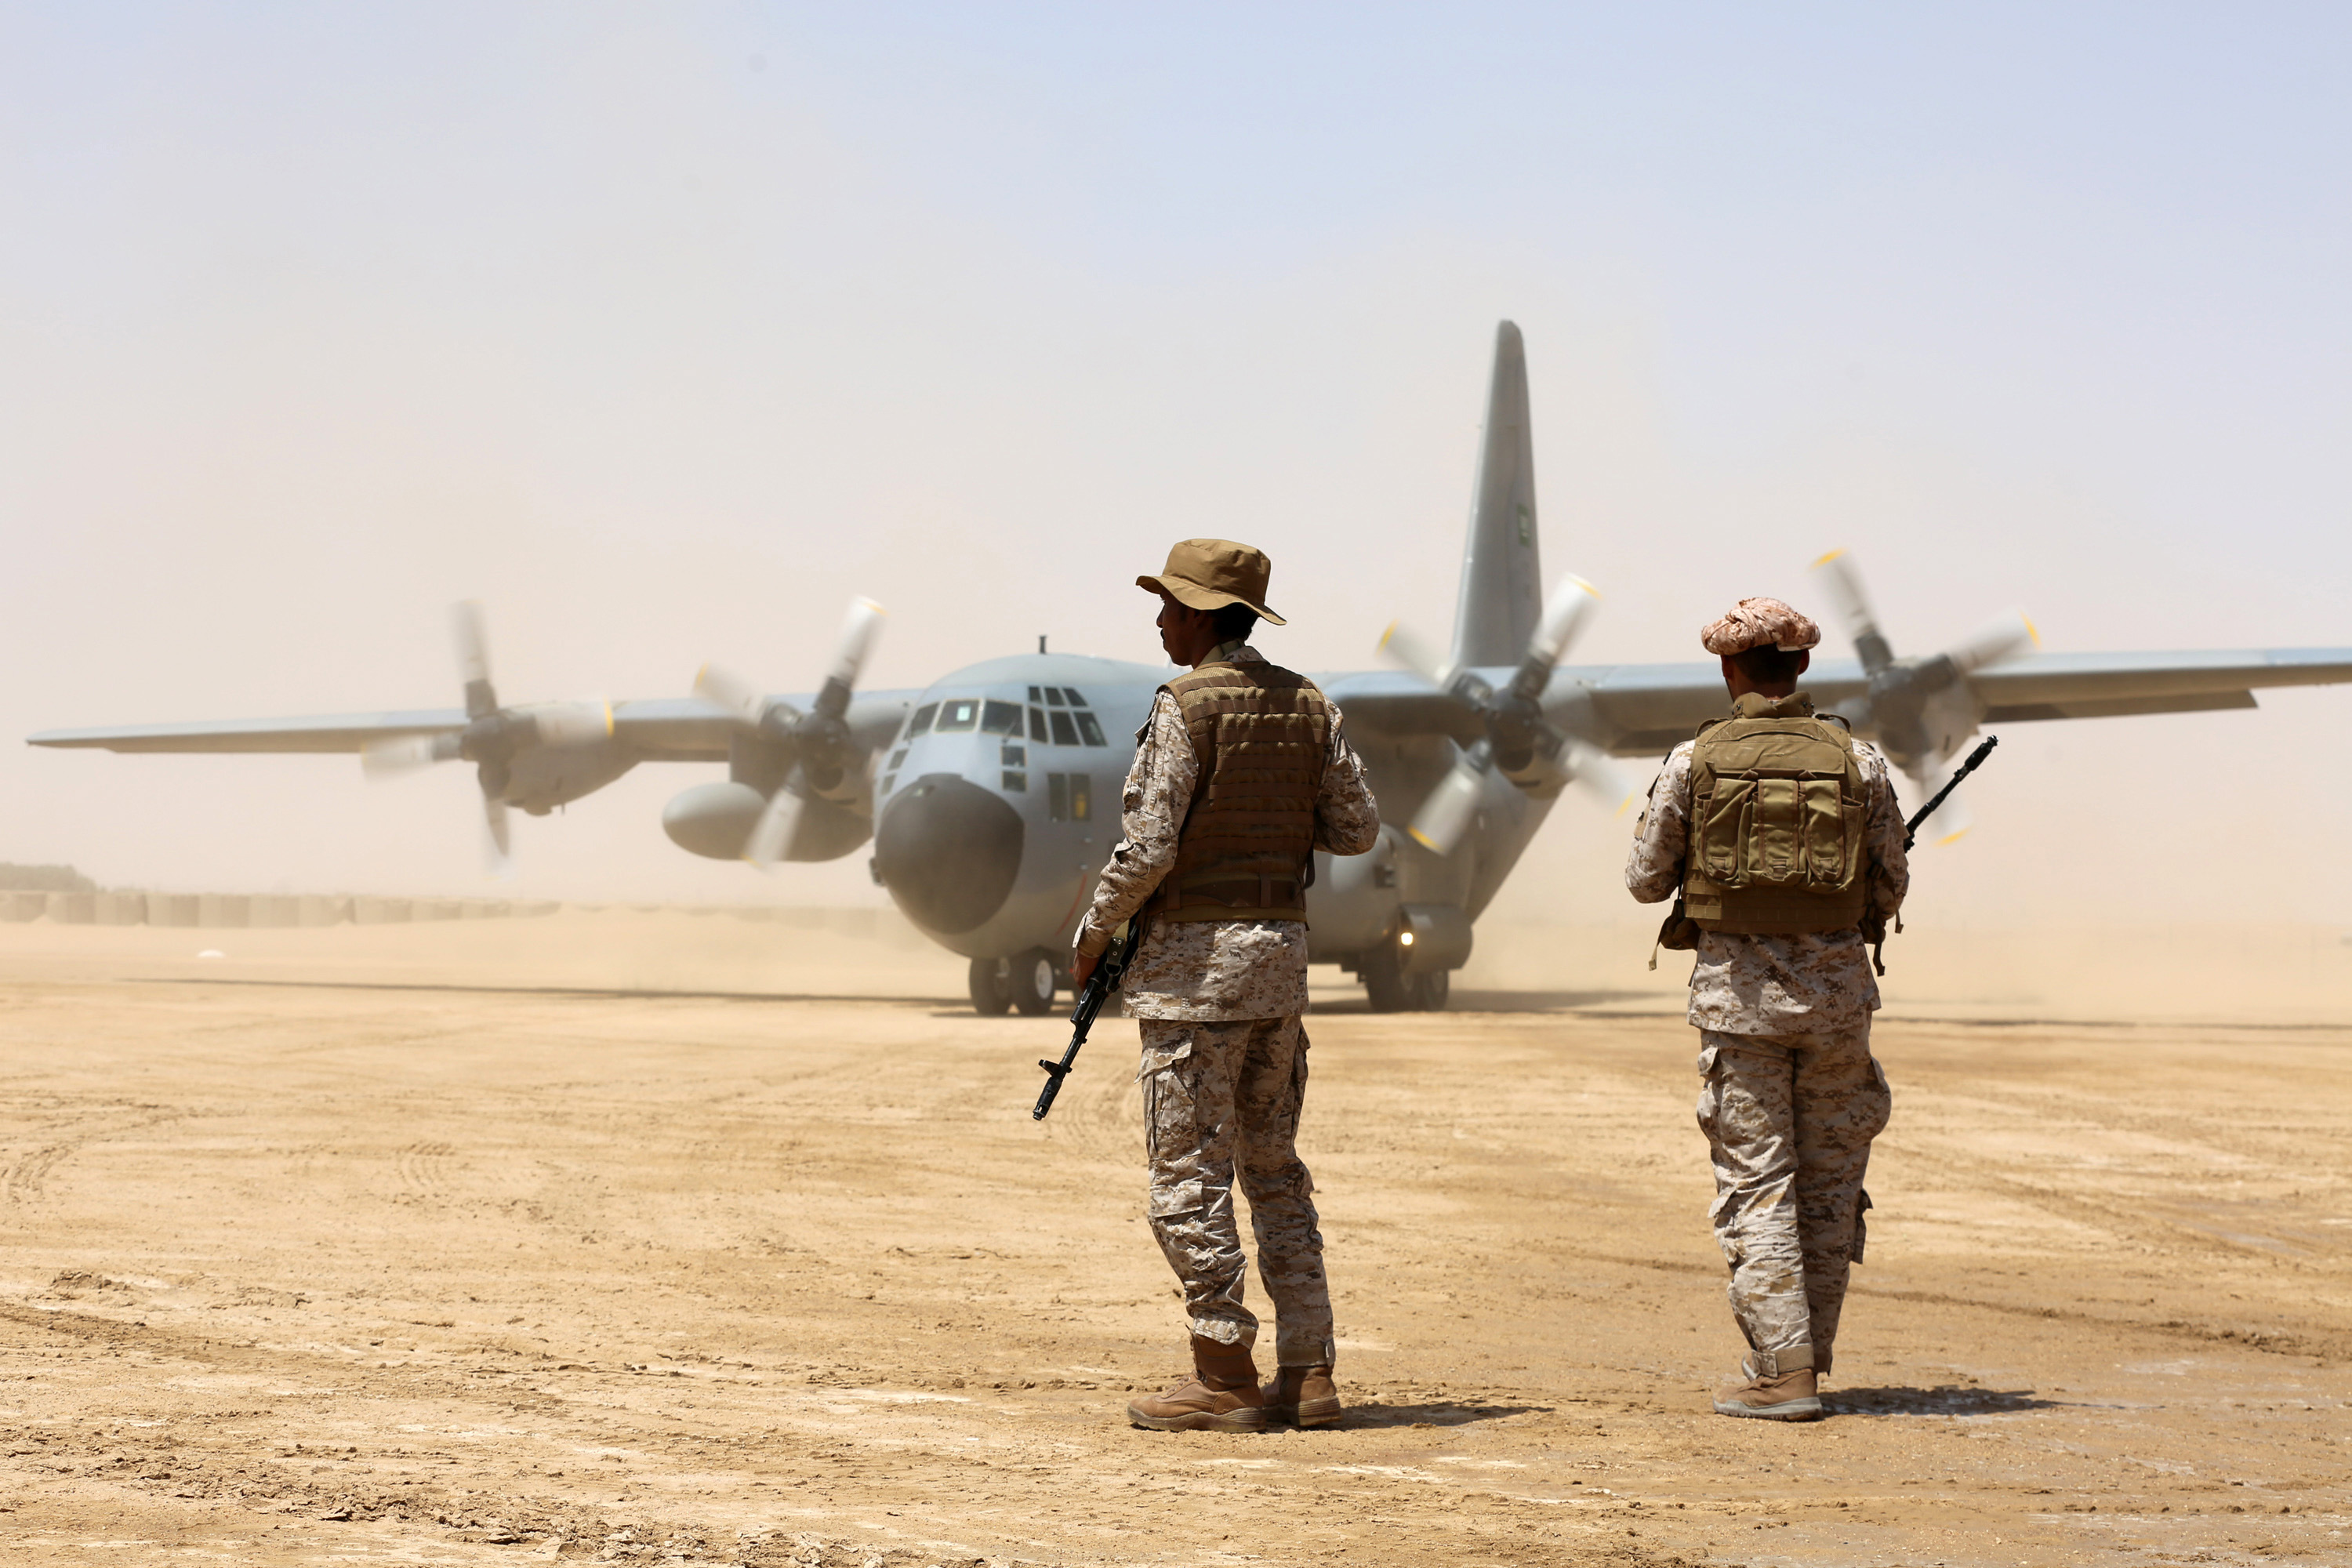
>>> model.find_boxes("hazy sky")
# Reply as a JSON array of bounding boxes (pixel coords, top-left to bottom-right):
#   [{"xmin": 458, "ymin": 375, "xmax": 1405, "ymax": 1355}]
[{"xmin": 4, "ymin": 5, "xmax": 2347, "ymax": 927}]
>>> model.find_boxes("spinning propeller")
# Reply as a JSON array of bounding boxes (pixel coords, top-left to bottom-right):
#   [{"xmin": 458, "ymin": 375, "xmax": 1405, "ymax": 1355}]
[
  {"xmin": 1378, "ymin": 575, "xmax": 1632, "ymax": 855},
  {"xmin": 360, "ymin": 601, "xmax": 612, "ymax": 868},
  {"xmin": 692, "ymin": 597, "xmax": 886, "ymax": 866},
  {"xmin": 1809, "ymin": 550, "xmax": 2037, "ymax": 844}
]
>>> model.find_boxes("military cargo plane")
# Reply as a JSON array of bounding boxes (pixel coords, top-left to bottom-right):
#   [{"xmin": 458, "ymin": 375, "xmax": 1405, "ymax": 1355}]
[{"xmin": 31, "ymin": 324, "xmax": 2352, "ymax": 1014}]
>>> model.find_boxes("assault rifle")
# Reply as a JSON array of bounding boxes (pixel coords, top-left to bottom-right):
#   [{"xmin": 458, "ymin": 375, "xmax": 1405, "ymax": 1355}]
[
  {"xmin": 1032, "ymin": 920, "xmax": 1143, "ymax": 1121},
  {"xmin": 1903, "ymin": 735, "xmax": 1998, "ymax": 851}
]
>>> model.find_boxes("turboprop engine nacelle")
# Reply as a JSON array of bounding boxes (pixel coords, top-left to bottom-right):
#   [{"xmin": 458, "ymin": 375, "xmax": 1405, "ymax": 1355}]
[{"xmin": 662, "ymin": 781, "xmax": 869, "ymax": 863}]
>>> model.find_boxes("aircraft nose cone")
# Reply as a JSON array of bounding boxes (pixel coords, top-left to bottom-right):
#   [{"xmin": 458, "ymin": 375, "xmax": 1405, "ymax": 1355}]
[{"xmin": 873, "ymin": 773, "xmax": 1024, "ymax": 935}]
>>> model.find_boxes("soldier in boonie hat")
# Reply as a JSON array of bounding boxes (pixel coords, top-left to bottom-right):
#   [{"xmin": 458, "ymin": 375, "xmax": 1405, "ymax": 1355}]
[
  {"xmin": 1072, "ymin": 538, "xmax": 1379, "ymax": 1436},
  {"xmin": 1624, "ymin": 591, "xmax": 1911, "ymax": 1425},
  {"xmin": 1136, "ymin": 538, "xmax": 1289, "ymax": 625}
]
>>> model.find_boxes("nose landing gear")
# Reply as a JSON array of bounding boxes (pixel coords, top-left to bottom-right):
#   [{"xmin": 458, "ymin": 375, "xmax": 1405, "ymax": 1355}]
[{"xmin": 967, "ymin": 948, "xmax": 1062, "ymax": 1017}]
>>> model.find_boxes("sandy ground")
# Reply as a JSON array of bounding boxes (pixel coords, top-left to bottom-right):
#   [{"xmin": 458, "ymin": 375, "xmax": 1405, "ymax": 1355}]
[{"xmin": 0, "ymin": 912, "xmax": 2347, "ymax": 1566}]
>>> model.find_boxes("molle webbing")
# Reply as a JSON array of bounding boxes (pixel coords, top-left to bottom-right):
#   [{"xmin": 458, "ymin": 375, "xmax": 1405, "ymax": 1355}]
[
  {"xmin": 1683, "ymin": 694, "xmax": 1870, "ymax": 935},
  {"xmin": 1149, "ymin": 662, "xmax": 1330, "ymax": 924}
]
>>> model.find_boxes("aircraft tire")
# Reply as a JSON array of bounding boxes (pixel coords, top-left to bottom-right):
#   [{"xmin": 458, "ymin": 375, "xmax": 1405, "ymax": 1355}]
[
  {"xmin": 968, "ymin": 956, "xmax": 1012, "ymax": 1016},
  {"xmin": 1008, "ymin": 947, "xmax": 1058, "ymax": 1016},
  {"xmin": 1361, "ymin": 947, "xmax": 1411, "ymax": 1013},
  {"xmin": 1410, "ymin": 969, "xmax": 1450, "ymax": 1011}
]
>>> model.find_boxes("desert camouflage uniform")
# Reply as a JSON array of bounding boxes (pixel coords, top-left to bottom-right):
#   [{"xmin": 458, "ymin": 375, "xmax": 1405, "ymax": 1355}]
[
  {"xmin": 1075, "ymin": 640, "xmax": 1381, "ymax": 1365},
  {"xmin": 1626, "ymin": 721, "xmax": 1908, "ymax": 1375}
]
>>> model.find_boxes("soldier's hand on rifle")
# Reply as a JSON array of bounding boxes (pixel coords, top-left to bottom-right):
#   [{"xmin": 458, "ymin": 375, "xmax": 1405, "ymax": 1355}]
[{"xmin": 1071, "ymin": 947, "xmax": 1099, "ymax": 991}]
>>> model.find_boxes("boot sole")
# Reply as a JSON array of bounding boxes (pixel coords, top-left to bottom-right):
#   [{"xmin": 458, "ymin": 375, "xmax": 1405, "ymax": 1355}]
[
  {"xmin": 1268, "ymin": 1396, "xmax": 1343, "ymax": 1428},
  {"xmin": 1712, "ymin": 1395, "xmax": 1823, "ymax": 1421},
  {"xmin": 1127, "ymin": 1403, "xmax": 1268, "ymax": 1433}
]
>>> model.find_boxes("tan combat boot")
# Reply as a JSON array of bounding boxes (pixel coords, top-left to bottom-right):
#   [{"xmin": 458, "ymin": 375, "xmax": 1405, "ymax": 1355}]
[
  {"xmin": 1262, "ymin": 1364, "xmax": 1341, "ymax": 1428},
  {"xmin": 1126, "ymin": 1336, "xmax": 1267, "ymax": 1433},
  {"xmin": 1712, "ymin": 1346, "xmax": 1822, "ymax": 1421}
]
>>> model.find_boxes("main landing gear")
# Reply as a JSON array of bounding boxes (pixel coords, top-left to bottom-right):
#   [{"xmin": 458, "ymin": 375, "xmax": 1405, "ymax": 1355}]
[
  {"xmin": 1359, "ymin": 943, "xmax": 1450, "ymax": 1013},
  {"xmin": 967, "ymin": 949, "xmax": 1061, "ymax": 1017}
]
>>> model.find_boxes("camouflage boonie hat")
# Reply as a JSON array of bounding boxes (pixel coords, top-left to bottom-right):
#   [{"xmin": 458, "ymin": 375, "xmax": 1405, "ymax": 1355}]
[
  {"xmin": 1701, "ymin": 597, "xmax": 1820, "ymax": 655},
  {"xmin": 1138, "ymin": 539, "xmax": 1287, "ymax": 625}
]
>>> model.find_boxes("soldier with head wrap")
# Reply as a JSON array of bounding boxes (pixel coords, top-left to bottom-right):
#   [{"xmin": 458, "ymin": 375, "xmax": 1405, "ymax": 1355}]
[
  {"xmin": 1625, "ymin": 595, "xmax": 1910, "ymax": 1421},
  {"xmin": 1072, "ymin": 539, "xmax": 1382, "ymax": 1434}
]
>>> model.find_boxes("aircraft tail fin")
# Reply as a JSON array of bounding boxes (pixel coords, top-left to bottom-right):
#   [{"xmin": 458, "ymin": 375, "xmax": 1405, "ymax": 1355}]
[{"xmin": 1449, "ymin": 321, "xmax": 1544, "ymax": 670}]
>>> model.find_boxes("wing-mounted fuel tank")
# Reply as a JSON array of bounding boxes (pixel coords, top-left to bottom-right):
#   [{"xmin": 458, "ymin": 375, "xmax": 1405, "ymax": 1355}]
[{"xmin": 662, "ymin": 779, "xmax": 872, "ymax": 862}]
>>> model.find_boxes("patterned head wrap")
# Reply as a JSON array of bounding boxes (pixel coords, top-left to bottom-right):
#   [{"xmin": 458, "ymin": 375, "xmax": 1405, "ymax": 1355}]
[{"xmin": 1700, "ymin": 597, "xmax": 1820, "ymax": 656}]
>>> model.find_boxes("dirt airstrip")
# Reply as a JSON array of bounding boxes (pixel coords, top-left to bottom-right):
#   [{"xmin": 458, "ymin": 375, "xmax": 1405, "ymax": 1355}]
[{"xmin": 0, "ymin": 912, "xmax": 2347, "ymax": 1566}]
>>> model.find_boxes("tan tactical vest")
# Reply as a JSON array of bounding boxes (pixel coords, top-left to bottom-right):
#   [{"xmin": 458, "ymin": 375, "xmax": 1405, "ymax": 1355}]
[
  {"xmin": 1682, "ymin": 692, "xmax": 1870, "ymax": 935},
  {"xmin": 1148, "ymin": 659, "xmax": 1332, "ymax": 924}
]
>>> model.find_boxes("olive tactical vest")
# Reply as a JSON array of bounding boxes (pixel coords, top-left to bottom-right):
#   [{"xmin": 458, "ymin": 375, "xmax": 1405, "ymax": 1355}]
[
  {"xmin": 1682, "ymin": 692, "xmax": 1870, "ymax": 935},
  {"xmin": 1147, "ymin": 659, "xmax": 1332, "ymax": 924}
]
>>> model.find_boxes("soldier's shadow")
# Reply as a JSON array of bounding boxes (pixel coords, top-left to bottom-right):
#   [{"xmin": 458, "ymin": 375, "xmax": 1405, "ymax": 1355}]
[
  {"xmin": 1341, "ymin": 1398, "xmax": 1548, "ymax": 1429},
  {"xmin": 1824, "ymin": 1385, "xmax": 2073, "ymax": 1417}
]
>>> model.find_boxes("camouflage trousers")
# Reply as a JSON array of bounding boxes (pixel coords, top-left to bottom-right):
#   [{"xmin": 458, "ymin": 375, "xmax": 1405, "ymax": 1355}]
[
  {"xmin": 1695, "ymin": 1025, "xmax": 1891, "ymax": 1375},
  {"xmin": 1137, "ymin": 1015, "xmax": 1334, "ymax": 1367}
]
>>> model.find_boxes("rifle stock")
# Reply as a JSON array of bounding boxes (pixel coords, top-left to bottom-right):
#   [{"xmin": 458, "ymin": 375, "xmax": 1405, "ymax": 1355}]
[{"xmin": 1033, "ymin": 920, "xmax": 1143, "ymax": 1121}]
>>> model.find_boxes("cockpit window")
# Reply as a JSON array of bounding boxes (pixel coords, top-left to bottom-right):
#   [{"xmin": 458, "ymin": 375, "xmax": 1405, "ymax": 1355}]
[
  {"xmin": 1027, "ymin": 686, "xmax": 1042, "ymax": 702},
  {"xmin": 1048, "ymin": 710, "xmax": 1079, "ymax": 746},
  {"xmin": 981, "ymin": 699, "xmax": 1024, "ymax": 735},
  {"xmin": 1062, "ymin": 688, "xmax": 1087, "ymax": 707},
  {"xmin": 1042, "ymin": 688, "xmax": 1065, "ymax": 706},
  {"xmin": 1075, "ymin": 711, "xmax": 1106, "ymax": 747},
  {"xmin": 1028, "ymin": 706, "xmax": 1047, "ymax": 742},
  {"xmin": 907, "ymin": 702, "xmax": 938, "ymax": 736},
  {"xmin": 935, "ymin": 698, "xmax": 979, "ymax": 731}
]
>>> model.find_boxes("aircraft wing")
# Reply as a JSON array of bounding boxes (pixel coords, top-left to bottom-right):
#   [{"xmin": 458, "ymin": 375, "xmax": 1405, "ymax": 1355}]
[
  {"xmin": 1317, "ymin": 671, "xmax": 1486, "ymax": 745},
  {"xmin": 1966, "ymin": 648, "xmax": 2352, "ymax": 720},
  {"xmin": 27, "ymin": 689, "xmax": 924, "ymax": 764},
  {"xmin": 1573, "ymin": 648, "xmax": 2352, "ymax": 757},
  {"xmin": 1323, "ymin": 648, "xmax": 2352, "ymax": 760},
  {"xmin": 27, "ymin": 709, "xmax": 471, "ymax": 754}
]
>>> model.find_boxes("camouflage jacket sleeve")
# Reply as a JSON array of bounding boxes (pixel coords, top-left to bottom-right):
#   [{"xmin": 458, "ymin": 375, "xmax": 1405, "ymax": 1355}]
[
  {"xmin": 1624, "ymin": 742, "xmax": 1694, "ymax": 905},
  {"xmin": 1856, "ymin": 739, "xmax": 1910, "ymax": 920},
  {"xmin": 1073, "ymin": 691, "xmax": 1196, "ymax": 960},
  {"xmin": 1313, "ymin": 701, "xmax": 1381, "ymax": 856}
]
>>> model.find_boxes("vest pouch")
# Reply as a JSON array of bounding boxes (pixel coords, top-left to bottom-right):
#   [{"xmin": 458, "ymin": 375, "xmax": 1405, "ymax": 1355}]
[
  {"xmin": 1830, "ymin": 796, "xmax": 1864, "ymax": 888},
  {"xmin": 1751, "ymin": 776, "xmax": 1802, "ymax": 884},
  {"xmin": 1695, "ymin": 780, "xmax": 1753, "ymax": 882},
  {"xmin": 1798, "ymin": 778, "xmax": 1847, "ymax": 887}
]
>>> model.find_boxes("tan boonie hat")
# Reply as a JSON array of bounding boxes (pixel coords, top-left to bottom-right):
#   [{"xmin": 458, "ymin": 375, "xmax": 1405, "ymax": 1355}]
[
  {"xmin": 1137, "ymin": 538, "xmax": 1287, "ymax": 625},
  {"xmin": 1700, "ymin": 596, "xmax": 1820, "ymax": 656}
]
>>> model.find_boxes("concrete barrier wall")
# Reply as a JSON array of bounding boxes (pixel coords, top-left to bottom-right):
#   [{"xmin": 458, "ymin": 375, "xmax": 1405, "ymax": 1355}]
[
  {"xmin": 95, "ymin": 892, "xmax": 147, "ymax": 925},
  {"xmin": 1, "ymin": 891, "xmax": 49, "ymax": 922},
  {"xmin": 46, "ymin": 892, "xmax": 99, "ymax": 924},
  {"xmin": 148, "ymin": 894, "xmax": 201, "ymax": 927},
  {"xmin": 197, "ymin": 893, "xmax": 250, "ymax": 928},
  {"xmin": 245, "ymin": 895, "xmax": 350, "ymax": 927},
  {"xmin": 298, "ymin": 895, "xmax": 351, "ymax": 927},
  {"xmin": 352, "ymin": 897, "xmax": 412, "ymax": 924}
]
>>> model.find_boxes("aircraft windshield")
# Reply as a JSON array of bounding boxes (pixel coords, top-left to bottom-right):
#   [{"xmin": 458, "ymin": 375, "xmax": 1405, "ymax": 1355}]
[
  {"xmin": 935, "ymin": 699, "xmax": 979, "ymax": 731},
  {"xmin": 906, "ymin": 703, "xmax": 938, "ymax": 736},
  {"xmin": 981, "ymin": 700, "xmax": 1023, "ymax": 735}
]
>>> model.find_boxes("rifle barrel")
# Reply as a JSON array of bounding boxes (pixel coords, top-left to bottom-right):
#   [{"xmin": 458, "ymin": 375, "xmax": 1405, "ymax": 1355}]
[{"xmin": 1904, "ymin": 735, "xmax": 1998, "ymax": 849}]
